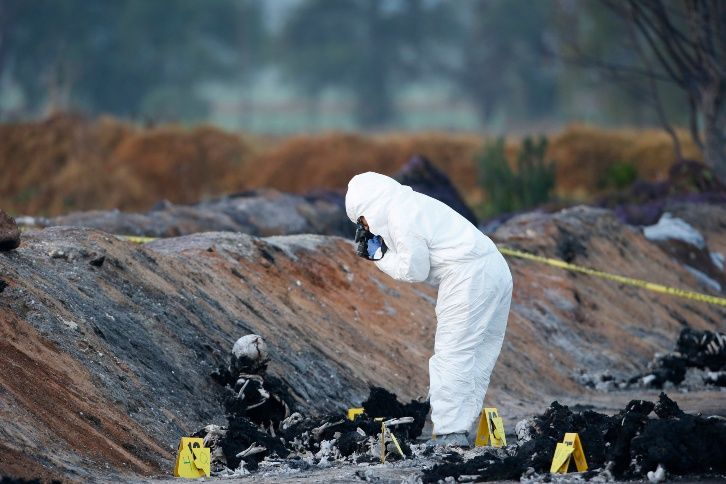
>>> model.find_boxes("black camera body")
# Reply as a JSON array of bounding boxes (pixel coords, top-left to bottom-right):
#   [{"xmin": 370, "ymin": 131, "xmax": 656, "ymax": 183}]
[
  {"xmin": 354, "ymin": 222, "xmax": 387, "ymax": 260},
  {"xmin": 355, "ymin": 222, "xmax": 372, "ymax": 258}
]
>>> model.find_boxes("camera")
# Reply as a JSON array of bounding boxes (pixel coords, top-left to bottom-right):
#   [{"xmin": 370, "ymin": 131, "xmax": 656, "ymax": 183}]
[{"xmin": 354, "ymin": 222, "xmax": 387, "ymax": 260}]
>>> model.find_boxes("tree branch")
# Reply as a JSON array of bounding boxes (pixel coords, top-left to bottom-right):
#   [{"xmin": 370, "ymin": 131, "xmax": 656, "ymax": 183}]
[
  {"xmin": 642, "ymin": 0, "xmax": 701, "ymax": 68},
  {"xmin": 628, "ymin": 1, "xmax": 694, "ymax": 86},
  {"xmin": 555, "ymin": 51, "xmax": 676, "ymax": 84},
  {"xmin": 689, "ymin": 92, "xmax": 704, "ymax": 150},
  {"xmin": 625, "ymin": 3, "xmax": 688, "ymax": 87},
  {"xmin": 626, "ymin": 1, "xmax": 684, "ymax": 162},
  {"xmin": 642, "ymin": 0, "xmax": 716, "ymax": 78},
  {"xmin": 686, "ymin": 0, "xmax": 725, "ymax": 77}
]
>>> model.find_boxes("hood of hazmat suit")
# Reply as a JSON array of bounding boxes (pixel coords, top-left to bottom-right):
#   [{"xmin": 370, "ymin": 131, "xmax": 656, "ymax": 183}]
[{"xmin": 346, "ymin": 172, "xmax": 513, "ymax": 436}]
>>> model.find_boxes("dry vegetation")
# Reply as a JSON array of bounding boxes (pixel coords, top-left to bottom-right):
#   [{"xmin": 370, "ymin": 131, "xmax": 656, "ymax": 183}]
[
  {"xmin": 0, "ymin": 114, "xmax": 252, "ymax": 215},
  {"xmin": 549, "ymin": 126, "xmax": 701, "ymax": 200},
  {"xmin": 244, "ymin": 131, "xmax": 482, "ymax": 198},
  {"xmin": 0, "ymin": 113, "xmax": 700, "ymax": 216}
]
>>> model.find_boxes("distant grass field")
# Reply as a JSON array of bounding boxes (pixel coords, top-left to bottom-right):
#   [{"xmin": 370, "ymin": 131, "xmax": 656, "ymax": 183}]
[{"xmin": 0, "ymin": 113, "xmax": 700, "ymax": 217}]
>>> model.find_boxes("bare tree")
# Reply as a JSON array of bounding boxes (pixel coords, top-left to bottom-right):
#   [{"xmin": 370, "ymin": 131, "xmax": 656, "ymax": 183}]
[{"xmin": 601, "ymin": 0, "xmax": 726, "ymax": 181}]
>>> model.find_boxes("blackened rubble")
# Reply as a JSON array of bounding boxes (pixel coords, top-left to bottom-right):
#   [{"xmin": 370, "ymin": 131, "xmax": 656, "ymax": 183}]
[
  {"xmin": 211, "ymin": 334, "xmax": 294, "ymax": 434},
  {"xmin": 200, "ymin": 334, "xmax": 430, "ymax": 475},
  {"xmin": 362, "ymin": 387, "xmax": 429, "ymax": 439},
  {"xmin": 634, "ymin": 327, "xmax": 726, "ymax": 388},
  {"xmin": 580, "ymin": 327, "xmax": 726, "ymax": 390},
  {"xmin": 422, "ymin": 450, "xmax": 526, "ymax": 483},
  {"xmin": 201, "ymin": 334, "xmax": 726, "ymax": 481},
  {"xmin": 423, "ymin": 393, "xmax": 726, "ymax": 482}
]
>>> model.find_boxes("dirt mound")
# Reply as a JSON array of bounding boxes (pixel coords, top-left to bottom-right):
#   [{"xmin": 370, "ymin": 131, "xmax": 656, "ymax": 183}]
[
  {"xmin": 108, "ymin": 124, "xmax": 252, "ymax": 204},
  {"xmin": 238, "ymin": 131, "xmax": 484, "ymax": 207},
  {"xmin": 0, "ymin": 114, "xmax": 254, "ymax": 216},
  {"xmin": 486, "ymin": 202, "xmax": 725, "ymax": 412},
  {"xmin": 1, "ymin": 115, "xmax": 701, "ymax": 217},
  {"xmin": 243, "ymin": 127, "xmax": 699, "ymax": 208},
  {"xmin": 24, "ymin": 188, "xmax": 350, "ymax": 237},
  {"xmin": 549, "ymin": 125, "xmax": 701, "ymax": 200},
  {"xmin": 1, "ymin": 202, "xmax": 724, "ymax": 480},
  {"xmin": 0, "ymin": 228, "xmax": 437, "ymax": 480}
]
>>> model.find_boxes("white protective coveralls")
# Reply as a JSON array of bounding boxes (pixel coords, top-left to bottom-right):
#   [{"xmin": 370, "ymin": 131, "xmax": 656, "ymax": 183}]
[{"xmin": 345, "ymin": 172, "xmax": 512, "ymax": 435}]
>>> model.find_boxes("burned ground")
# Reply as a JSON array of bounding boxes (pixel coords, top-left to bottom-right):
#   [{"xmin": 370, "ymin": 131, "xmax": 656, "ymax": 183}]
[
  {"xmin": 202, "ymin": 338, "xmax": 431, "ymax": 474},
  {"xmin": 0, "ymin": 203, "xmax": 725, "ymax": 481},
  {"xmin": 630, "ymin": 328, "xmax": 726, "ymax": 388},
  {"xmin": 580, "ymin": 327, "xmax": 726, "ymax": 391},
  {"xmin": 422, "ymin": 393, "xmax": 726, "ymax": 482},
  {"xmin": 0, "ymin": 228, "xmax": 437, "ymax": 480}
]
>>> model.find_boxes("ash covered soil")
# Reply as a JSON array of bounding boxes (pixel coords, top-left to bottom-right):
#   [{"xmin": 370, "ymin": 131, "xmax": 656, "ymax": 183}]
[{"xmin": 1, "ymin": 202, "xmax": 725, "ymax": 482}]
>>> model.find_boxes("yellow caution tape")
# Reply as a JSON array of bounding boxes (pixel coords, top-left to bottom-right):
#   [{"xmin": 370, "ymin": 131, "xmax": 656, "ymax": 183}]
[
  {"xmin": 118, "ymin": 235, "xmax": 158, "ymax": 244},
  {"xmin": 498, "ymin": 246, "xmax": 726, "ymax": 308},
  {"xmin": 116, "ymin": 235, "xmax": 726, "ymax": 307}
]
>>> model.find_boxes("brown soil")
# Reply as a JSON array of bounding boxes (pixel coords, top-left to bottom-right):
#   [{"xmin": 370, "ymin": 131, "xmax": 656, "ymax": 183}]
[
  {"xmin": 0, "ymin": 114, "xmax": 253, "ymax": 216},
  {"xmin": 0, "ymin": 228, "xmax": 441, "ymax": 479},
  {"xmin": 0, "ymin": 309, "xmax": 171, "ymax": 480},
  {"xmin": 0, "ymin": 114, "xmax": 700, "ymax": 217}
]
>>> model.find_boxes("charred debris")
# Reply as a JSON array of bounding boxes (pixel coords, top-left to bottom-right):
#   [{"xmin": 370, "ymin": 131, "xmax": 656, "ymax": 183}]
[
  {"xmin": 580, "ymin": 328, "xmax": 726, "ymax": 391},
  {"xmin": 423, "ymin": 393, "xmax": 726, "ymax": 483},
  {"xmin": 201, "ymin": 334, "xmax": 429, "ymax": 475},
  {"xmin": 197, "ymin": 334, "xmax": 726, "ymax": 482}
]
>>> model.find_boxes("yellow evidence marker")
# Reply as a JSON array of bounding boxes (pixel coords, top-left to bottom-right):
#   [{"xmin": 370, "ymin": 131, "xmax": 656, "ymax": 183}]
[
  {"xmin": 173, "ymin": 437, "xmax": 211, "ymax": 478},
  {"xmin": 347, "ymin": 407, "xmax": 364, "ymax": 421},
  {"xmin": 550, "ymin": 432, "xmax": 588, "ymax": 474},
  {"xmin": 474, "ymin": 407, "xmax": 507, "ymax": 447}
]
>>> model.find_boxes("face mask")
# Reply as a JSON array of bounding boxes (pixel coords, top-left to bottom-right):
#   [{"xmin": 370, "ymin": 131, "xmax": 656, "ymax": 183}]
[{"xmin": 354, "ymin": 222, "xmax": 388, "ymax": 261}]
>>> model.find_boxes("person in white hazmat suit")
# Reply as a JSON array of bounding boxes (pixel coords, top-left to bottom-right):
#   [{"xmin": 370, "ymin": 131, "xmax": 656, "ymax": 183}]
[{"xmin": 345, "ymin": 172, "xmax": 513, "ymax": 447}]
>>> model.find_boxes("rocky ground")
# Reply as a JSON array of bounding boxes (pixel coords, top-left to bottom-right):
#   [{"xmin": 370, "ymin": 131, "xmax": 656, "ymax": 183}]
[
  {"xmin": 16, "ymin": 189, "xmax": 350, "ymax": 238},
  {"xmin": 1, "ymin": 201, "xmax": 725, "ymax": 482}
]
